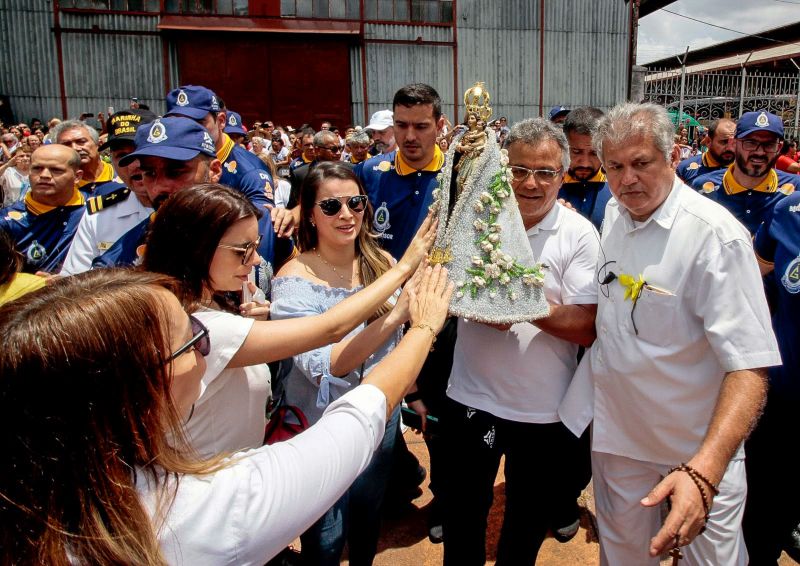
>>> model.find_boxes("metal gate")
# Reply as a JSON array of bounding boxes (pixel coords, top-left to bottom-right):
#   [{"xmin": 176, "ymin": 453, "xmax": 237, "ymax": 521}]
[{"xmin": 644, "ymin": 68, "xmax": 800, "ymax": 139}]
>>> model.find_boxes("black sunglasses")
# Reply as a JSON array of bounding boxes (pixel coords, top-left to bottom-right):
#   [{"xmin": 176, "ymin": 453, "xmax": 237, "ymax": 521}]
[
  {"xmin": 167, "ymin": 315, "xmax": 210, "ymax": 362},
  {"xmin": 217, "ymin": 235, "xmax": 262, "ymax": 265},
  {"xmin": 316, "ymin": 195, "xmax": 368, "ymax": 216}
]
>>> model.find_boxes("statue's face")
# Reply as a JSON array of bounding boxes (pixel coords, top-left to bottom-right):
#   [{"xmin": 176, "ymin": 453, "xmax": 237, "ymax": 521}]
[{"xmin": 467, "ymin": 114, "xmax": 477, "ymax": 127}]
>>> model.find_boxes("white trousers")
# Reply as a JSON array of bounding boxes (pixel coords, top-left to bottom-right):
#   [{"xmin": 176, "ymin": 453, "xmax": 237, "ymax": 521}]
[{"xmin": 591, "ymin": 451, "xmax": 747, "ymax": 566}]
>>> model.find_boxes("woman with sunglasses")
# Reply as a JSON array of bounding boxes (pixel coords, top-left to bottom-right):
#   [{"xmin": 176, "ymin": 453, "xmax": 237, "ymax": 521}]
[
  {"xmin": 0, "ymin": 266, "xmax": 453, "ymax": 564},
  {"xmin": 141, "ymin": 183, "xmax": 436, "ymax": 459},
  {"xmin": 270, "ymin": 161, "xmax": 411, "ymax": 565}
]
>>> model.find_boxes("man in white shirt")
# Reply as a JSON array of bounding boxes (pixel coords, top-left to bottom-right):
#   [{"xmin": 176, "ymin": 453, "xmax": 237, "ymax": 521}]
[
  {"xmin": 441, "ymin": 118, "xmax": 599, "ymax": 565},
  {"xmin": 581, "ymin": 102, "xmax": 781, "ymax": 565}
]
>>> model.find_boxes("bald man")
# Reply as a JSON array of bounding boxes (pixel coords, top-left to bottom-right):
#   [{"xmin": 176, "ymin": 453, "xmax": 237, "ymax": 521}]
[{"xmin": 0, "ymin": 145, "xmax": 87, "ymax": 273}]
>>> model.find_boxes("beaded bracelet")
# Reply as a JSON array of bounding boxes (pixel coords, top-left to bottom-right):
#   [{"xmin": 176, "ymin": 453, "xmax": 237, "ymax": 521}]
[{"xmin": 668, "ymin": 463, "xmax": 718, "ymax": 523}]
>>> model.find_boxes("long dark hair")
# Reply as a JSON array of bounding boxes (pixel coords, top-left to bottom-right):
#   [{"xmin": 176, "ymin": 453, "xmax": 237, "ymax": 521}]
[
  {"xmin": 0, "ymin": 230, "xmax": 21, "ymax": 286},
  {"xmin": 297, "ymin": 162, "xmax": 393, "ymax": 315},
  {"xmin": 0, "ymin": 269, "xmax": 222, "ymax": 565},
  {"xmin": 142, "ymin": 184, "xmax": 261, "ymax": 310}
]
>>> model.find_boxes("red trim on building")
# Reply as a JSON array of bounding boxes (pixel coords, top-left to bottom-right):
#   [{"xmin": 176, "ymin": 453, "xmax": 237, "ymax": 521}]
[{"xmin": 158, "ymin": 15, "xmax": 360, "ymax": 34}]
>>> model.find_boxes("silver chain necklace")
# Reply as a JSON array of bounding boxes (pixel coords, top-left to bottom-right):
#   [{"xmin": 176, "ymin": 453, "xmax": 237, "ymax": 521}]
[{"xmin": 313, "ymin": 248, "xmax": 359, "ymax": 284}]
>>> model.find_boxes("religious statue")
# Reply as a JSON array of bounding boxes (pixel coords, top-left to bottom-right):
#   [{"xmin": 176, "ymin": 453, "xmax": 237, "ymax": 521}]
[{"xmin": 428, "ymin": 82, "xmax": 550, "ymax": 324}]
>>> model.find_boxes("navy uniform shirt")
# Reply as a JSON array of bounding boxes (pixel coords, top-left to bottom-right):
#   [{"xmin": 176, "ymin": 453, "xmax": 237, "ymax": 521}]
[
  {"xmin": 217, "ymin": 134, "xmax": 276, "ymax": 208},
  {"xmin": 0, "ymin": 190, "xmax": 86, "ymax": 273},
  {"xmin": 755, "ymin": 191, "xmax": 800, "ymax": 398},
  {"xmin": 689, "ymin": 165, "xmax": 798, "ymax": 235},
  {"xmin": 557, "ymin": 170, "xmax": 612, "ymax": 231},
  {"xmin": 356, "ymin": 147, "xmax": 444, "ymax": 259},
  {"xmin": 290, "ymin": 154, "xmax": 313, "ymax": 173},
  {"xmin": 676, "ymin": 152, "xmax": 726, "ymax": 185}
]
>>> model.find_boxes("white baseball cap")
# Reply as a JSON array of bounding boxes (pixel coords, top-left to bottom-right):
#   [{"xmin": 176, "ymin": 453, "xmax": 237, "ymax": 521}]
[{"xmin": 366, "ymin": 110, "xmax": 393, "ymax": 131}]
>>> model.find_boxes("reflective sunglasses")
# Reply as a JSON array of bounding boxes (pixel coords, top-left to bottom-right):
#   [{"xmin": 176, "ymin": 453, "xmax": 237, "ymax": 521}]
[
  {"xmin": 317, "ymin": 144, "xmax": 342, "ymax": 154},
  {"xmin": 315, "ymin": 195, "xmax": 369, "ymax": 216},
  {"xmin": 508, "ymin": 165, "xmax": 563, "ymax": 184},
  {"xmin": 217, "ymin": 235, "xmax": 262, "ymax": 265},
  {"xmin": 167, "ymin": 315, "xmax": 210, "ymax": 361}
]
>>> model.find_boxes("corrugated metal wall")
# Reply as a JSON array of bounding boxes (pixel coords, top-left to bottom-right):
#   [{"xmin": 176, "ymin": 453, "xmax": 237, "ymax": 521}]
[
  {"xmin": 3, "ymin": 0, "xmax": 630, "ymax": 127},
  {"xmin": 351, "ymin": 0, "xmax": 630, "ymax": 126},
  {"xmin": 0, "ymin": 0, "xmax": 61, "ymax": 123},
  {"xmin": 0, "ymin": 1, "xmax": 171, "ymax": 124}
]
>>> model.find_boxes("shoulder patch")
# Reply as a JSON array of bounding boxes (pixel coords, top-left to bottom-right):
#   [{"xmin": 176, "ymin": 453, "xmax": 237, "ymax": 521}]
[
  {"xmin": 701, "ymin": 181, "xmax": 717, "ymax": 193},
  {"xmin": 7, "ymin": 210, "xmax": 24, "ymax": 221},
  {"xmin": 688, "ymin": 162, "xmax": 700, "ymax": 170},
  {"xmin": 224, "ymin": 160, "xmax": 238, "ymax": 174},
  {"xmin": 86, "ymin": 187, "xmax": 131, "ymax": 215}
]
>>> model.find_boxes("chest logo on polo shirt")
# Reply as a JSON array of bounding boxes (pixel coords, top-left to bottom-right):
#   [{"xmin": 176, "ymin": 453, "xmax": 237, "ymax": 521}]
[
  {"xmin": 26, "ymin": 240, "xmax": 46, "ymax": 264},
  {"xmin": 176, "ymin": 90, "xmax": 189, "ymax": 107},
  {"xmin": 701, "ymin": 181, "xmax": 718, "ymax": 193},
  {"xmin": 779, "ymin": 183, "xmax": 795, "ymax": 195},
  {"xmin": 688, "ymin": 162, "xmax": 699, "ymax": 170},
  {"xmin": 147, "ymin": 122, "xmax": 168, "ymax": 144},
  {"xmin": 374, "ymin": 202, "xmax": 391, "ymax": 233},
  {"xmin": 781, "ymin": 256, "xmax": 800, "ymax": 294},
  {"xmin": 377, "ymin": 161, "xmax": 392, "ymax": 172},
  {"xmin": 6, "ymin": 210, "xmax": 24, "ymax": 221}
]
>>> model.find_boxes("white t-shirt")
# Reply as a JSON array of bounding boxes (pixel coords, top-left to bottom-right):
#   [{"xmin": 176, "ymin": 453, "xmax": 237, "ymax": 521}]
[
  {"xmin": 447, "ymin": 203, "xmax": 599, "ymax": 423},
  {"xmin": 588, "ymin": 177, "xmax": 781, "ymax": 464},
  {"xmin": 188, "ymin": 308, "xmax": 271, "ymax": 459},
  {"xmin": 1, "ymin": 168, "xmax": 28, "ymax": 206},
  {"xmin": 274, "ymin": 178, "xmax": 291, "ymax": 208},
  {"xmin": 137, "ymin": 384, "xmax": 387, "ymax": 566}
]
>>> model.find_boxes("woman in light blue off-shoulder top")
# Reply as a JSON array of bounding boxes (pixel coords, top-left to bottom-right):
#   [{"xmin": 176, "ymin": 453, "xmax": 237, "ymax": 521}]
[{"xmin": 271, "ymin": 162, "xmax": 410, "ymax": 565}]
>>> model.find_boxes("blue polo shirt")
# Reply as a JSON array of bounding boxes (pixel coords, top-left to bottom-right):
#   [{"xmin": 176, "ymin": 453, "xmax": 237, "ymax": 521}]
[
  {"xmin": 0, "ymin": 190, "xmax": 86, "ymax": 273},
  {"xmin": 557, "ymin": 170, "xmax": 611, "ymax": 231},
  {"xmin": 676, "ymin": 152, "xmax": 726, "ymax": 185},
  {"xmin": 356, "ymin": 147, "xmax": 444, "ymax": 259},
  {"xmin": 217, "ymin": 134, "xmax": 275, "ymax": 207},
  {"xmin": 754, "ymin": 191, "xmax": 800, "ymax": 398},
  {"xmin": 689, "ymin": 165, "xmax": 798, "ymax": 235}
]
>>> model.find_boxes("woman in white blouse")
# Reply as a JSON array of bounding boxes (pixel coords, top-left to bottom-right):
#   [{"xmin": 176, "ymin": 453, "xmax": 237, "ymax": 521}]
[{"xmin": 0, "ymin": 263, "xmax": 452, "ymax": 564}]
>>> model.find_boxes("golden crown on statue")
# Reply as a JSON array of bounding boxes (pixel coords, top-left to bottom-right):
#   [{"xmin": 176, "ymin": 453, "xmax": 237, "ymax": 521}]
[{"xmin": 464, "ymin": 81, "xmax": 493, "ymax": 122}]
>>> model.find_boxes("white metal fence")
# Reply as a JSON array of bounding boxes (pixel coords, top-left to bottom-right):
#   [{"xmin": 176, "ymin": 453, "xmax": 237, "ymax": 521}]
[{"xmin": 644, "ymin": 67, "xmax": 800, "ymax": 139}]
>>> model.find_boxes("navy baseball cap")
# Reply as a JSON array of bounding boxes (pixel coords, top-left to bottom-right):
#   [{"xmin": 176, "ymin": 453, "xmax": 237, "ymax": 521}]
[
  {"xmin": 224, "ymin": 111, "xmax": 247, "ymax": 136},
  {"xmin": 549, "ymin": 105, "xmax": 570, "ymax": 120},
  {"xmin": 119, "ymin": 117, "xmax": 217, "ymax": 166},
  {"xmin": 165, "ymin": 85, "xmax": 221, "ymax": 120},
  {"xmin": 736, "ymin": 110, "xmax": 784, "ymax": 139}
]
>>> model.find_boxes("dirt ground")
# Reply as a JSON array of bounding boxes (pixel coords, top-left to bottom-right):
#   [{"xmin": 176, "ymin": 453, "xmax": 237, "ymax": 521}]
[{"xmin": 338, "ymin": 430, "xmax": 800, "ymax": 566}]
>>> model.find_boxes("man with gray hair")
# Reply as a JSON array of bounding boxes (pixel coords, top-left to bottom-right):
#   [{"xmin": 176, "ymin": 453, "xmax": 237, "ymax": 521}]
[
  {"xmin": 562, "ymin": 102, "xmax": 780, "ymax": 565},
  {"xmin": 441, "ymin": 117, "xmax": 599, "ymax": 565},
  {"xmin": 344, "ymin": 130, "xmax": 372, "ymax": 164},
  {"xmin": 53, "ymin": 119, "xmax": 115, "ymax": 193}
]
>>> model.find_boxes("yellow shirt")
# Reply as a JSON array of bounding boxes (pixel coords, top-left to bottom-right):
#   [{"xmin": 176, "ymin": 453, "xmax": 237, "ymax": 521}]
[
  {"xmin": 77, "ymin": 160, "xmax": 115, "ymax": 190},
  {"xmin": 0, "ymin": 272, "xmax": 46, "ymax": 305}
]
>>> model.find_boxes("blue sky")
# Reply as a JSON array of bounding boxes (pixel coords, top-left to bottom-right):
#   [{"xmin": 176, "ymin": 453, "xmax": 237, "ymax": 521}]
[{"xmin": 637, "ymin": 0, "xmax": 800, "ymax": 64}]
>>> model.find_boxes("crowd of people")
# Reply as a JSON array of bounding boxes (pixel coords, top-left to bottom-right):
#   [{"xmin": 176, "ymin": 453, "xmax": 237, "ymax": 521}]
[{"xmin": 0, "ymin": 81, "xmax": 798, "ymax": 566}]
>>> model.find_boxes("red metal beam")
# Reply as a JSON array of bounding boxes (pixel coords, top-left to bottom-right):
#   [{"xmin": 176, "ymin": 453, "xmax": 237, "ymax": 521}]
[
  {"xmin": 452, "ymin": 0, "xmax": 458, "ymax": 120},
  {"xmin": 360, "ymin": 0, "xmax": 369, "ymax": 124},
  {"xmin": 53, "ymin": 0, "xmax": 68, "ymax": 119}
]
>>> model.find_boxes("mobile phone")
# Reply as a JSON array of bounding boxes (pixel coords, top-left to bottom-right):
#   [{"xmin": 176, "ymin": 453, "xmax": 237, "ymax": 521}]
[
  {"xmin": 242, "ymin": 268, "xmax": 266, "ymax": 303},
  {"xmin": 400, "ymin": 406, "xmax": 440, "ymax": 434}
]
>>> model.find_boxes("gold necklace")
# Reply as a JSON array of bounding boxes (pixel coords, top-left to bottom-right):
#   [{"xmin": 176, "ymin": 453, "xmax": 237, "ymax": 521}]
[{"xmin": 313, "ymin": 248, "xmax": 359, "ymax": 284}]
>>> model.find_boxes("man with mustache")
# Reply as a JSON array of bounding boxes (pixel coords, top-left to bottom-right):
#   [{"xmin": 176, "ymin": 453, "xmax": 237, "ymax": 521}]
[
  {"xmin": 689, "ymin": 111, "xmax": 797, "ymax": 234},
  {"xmin": 92, "ymin": 117, "xmax": 293, "ymax": 276},
  {"xmin": 558, "ymin": 106, "xmax": 612, "ymax": 230},
  {"xmin": 53, "ymin": 119, "xmax": 115, "ymax": 193},
  {"xmin": 677, "ymin": 118, "xmax": 736, "ymax": 185}
]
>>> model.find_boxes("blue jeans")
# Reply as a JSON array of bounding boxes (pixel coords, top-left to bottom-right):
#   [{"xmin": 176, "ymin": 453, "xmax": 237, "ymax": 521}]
[{"xmin": 300, "ymin": 407, "xmax": 399, "ymax": 566}]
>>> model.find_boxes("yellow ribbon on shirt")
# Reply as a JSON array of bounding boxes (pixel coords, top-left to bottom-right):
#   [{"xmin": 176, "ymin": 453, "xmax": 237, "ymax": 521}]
[{"xmin": 619, "ymin": 273, "xmax": 645, "ymax": 302}]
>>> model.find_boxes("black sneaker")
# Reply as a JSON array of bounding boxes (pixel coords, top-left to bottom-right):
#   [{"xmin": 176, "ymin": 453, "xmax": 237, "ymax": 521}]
[{"xmin": 552, "ymin": 519, "xmax": 580, "ymax": 543}]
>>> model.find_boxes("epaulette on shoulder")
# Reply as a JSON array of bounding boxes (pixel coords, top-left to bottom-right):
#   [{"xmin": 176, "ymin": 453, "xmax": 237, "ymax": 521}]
[{"xmin": 86, "ymin": 187, "xmax": 131, "ymax": 215}]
